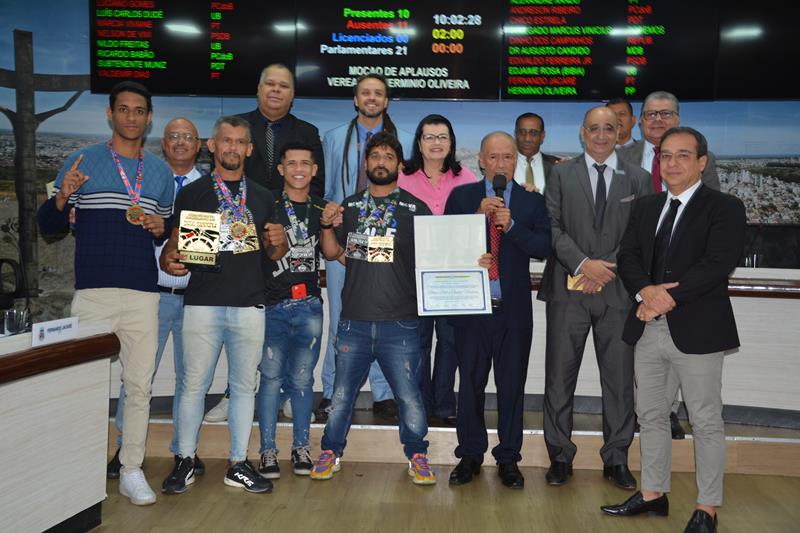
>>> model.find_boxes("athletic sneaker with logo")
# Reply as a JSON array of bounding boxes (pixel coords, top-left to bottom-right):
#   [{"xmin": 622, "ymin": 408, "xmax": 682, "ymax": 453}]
[
  {"xmin": 162, "ymin": 456, "xmax": 195, "ymax": 494},
  {"xmin": 224, "ymin": 460, "xmax": 273, "ymax": 493}
]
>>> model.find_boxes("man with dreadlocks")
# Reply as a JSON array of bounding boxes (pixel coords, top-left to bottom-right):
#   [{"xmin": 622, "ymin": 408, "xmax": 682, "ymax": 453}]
[{"xmin": 316, "ymin": 74, "xmax": 414, "ymax": 423}]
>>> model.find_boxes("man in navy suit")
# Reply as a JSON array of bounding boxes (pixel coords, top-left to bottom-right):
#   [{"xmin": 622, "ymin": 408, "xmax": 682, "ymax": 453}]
[
  {"xmin": 445, "ymin": 132, "xmax": 551, "ymax": 489},
  {"xmin": 602, "ymin": 127, "xmax": 745, "ymax": 533}
]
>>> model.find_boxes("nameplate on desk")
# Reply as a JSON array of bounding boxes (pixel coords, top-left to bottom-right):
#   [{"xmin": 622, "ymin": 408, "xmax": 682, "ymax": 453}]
[{"xmin": 31, "ymin": 317, "xmax": 79, "ymax": 347}]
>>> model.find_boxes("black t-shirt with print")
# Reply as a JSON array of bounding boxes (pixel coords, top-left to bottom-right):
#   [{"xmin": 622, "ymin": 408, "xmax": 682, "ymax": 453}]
[
  {"xmin": 335, "ymin": 188, "xmax": 431, "ymax": 320},
  {"xmin": 264, "ymin": 191, "xmax": 326, "ymax": 305},
  {"xmin": 174, "ymin": 174, "xmax": 275, "ymax": 307}
]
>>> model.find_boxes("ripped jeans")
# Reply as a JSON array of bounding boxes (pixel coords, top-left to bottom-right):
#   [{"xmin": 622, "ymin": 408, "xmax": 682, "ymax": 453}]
[
  {"xmin": 321, "ymin": 319, "xmax": 429, "ymax": 459},
  {"xmin": 257, "ymin": 296, "xmax": 323, "ymax": 452}
]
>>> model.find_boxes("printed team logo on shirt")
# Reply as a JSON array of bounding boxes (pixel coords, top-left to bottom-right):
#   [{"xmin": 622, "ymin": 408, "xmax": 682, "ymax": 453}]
[{"xmin": 399, "ymin": 201, "xmax": 417, "ymax": 212}]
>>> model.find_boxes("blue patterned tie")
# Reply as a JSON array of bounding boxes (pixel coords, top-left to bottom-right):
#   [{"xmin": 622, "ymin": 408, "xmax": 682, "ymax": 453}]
[{"xmin": 174, "ymin": 175, "xmax": 186, "ymax": 198}]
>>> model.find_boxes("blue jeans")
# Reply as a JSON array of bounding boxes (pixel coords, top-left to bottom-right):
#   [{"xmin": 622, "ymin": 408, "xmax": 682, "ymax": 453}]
[
  {"xmin": 257, "ymin": 296, "xmax": 323, "ymax": 452},
  {"xmin": 115, "ymin": 291, "xmax": 184, "ymax": 453},
  {"xmin": 178, "ymin": 305, "xmax": 264, "ymax": 461},
  {"xmin": 322, "ymin": 260, "xmax": 393, "ymax": 401},
  {"xmin": 321, "ymin": 319, "xmax": 429, "ymax": 459},
  {"xmin": 418, "ymin": 316, "xmax": 458, "ymax": 418}
]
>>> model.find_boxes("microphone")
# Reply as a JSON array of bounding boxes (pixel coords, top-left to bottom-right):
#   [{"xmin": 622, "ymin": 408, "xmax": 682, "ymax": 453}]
[
  {"xmin": 492, "ymin": 174, "xmax": 507, "ymax": 198},
  {"xmin": 492, "ymin": 174, "xmax": 507, "ymax": 229}
]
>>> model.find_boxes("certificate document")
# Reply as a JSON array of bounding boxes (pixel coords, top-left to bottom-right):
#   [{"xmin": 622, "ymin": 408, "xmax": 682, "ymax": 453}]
[{"xmin": 414, "ymin": 214, "xmax": 491, "ymax": 316}]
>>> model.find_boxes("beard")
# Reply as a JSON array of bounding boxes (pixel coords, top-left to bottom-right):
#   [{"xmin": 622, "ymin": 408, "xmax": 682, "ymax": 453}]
[
  {"xmin": 367, "ymin": 166, "xmax": 398, "ymax": 186},
  {"xmin": 219, "ymin": 152, "xmax": 241, "ymax": 171}
]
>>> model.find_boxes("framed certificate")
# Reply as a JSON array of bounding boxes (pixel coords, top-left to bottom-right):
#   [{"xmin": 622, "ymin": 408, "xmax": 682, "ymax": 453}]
[
  {"xmin": 417, "ymin": 268, "xmax": 491, "ymax": 315},
  {"xmin": 414, "ymin": 214, "xmax": 492, "ymax": 316}
]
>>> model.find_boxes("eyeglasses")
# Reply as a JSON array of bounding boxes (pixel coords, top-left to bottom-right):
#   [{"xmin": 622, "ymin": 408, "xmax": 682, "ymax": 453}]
[
  {"xmin": 421, "ymin": 134, "xmax": 450, "ymax": 143},
  {"xmin": 642, "ymin": 110, "xmax": 677, "ymax": 121},
  {"xmin": 659, "ymin": 150, "xmax": 697, "ymax": 163},
  {"xmin": 166, "ymin": 132, "xmax": 198, "ymax": 143}
]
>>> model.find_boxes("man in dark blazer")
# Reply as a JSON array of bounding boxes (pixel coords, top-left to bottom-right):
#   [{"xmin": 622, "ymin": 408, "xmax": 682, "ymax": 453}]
[
  {"xmin": 602, "ymin": 127, "xmax": 745, "ymax": 533},
  {"xmin": 445, "ymin": 131, "xmax": 552, "ymax": 489},
  {"xmin": 513, "ymin": 112, "xmax": 559, "ymax": 193},
  {"xmin": 237, "ymin": 64, "xmax": 325, "ymax": 197},
  {"xmin": 539, "ymin": 106, "xmax": 652, "ymax": 489},
  {"xmin": 617, "ymin": 90, "xmax": 719, "ymax": 439},
  {"xmin": 617, "ymin": 91, "xmax": 720, "ymax": 193}
]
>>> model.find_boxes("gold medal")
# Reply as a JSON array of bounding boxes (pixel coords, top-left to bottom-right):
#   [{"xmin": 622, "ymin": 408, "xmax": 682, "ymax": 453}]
[
  {"xmin": 230, "ymin": 221, "xmax": 248, "ymax": 241},
  {"xmin": 126, "ymin": 204, "xmax": 145, "ymax": 225}
]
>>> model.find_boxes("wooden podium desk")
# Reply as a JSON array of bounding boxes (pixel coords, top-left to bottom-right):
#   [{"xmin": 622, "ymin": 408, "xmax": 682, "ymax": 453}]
[{"xmin": 0, "ymin": 321, "xmax": 119, "ymax": 533}]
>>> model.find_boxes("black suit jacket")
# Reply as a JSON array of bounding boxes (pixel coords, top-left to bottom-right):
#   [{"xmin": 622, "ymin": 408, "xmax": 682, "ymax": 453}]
[
  {"xmin": 445, "ymin": 180, "xmax": 552, "ymax": 330},
  {"xmin": 237, "ymin": 109, "xmax": 325, "ymax": 197},
  {"xmin": 617, "ymin": 184, "xmax": 746, "ymax": 354}
]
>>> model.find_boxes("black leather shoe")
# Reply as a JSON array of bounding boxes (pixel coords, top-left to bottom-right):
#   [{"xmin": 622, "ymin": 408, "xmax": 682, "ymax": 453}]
[
  {"xmin": 545, "ymin": 461, "xmax": 572, "ymax": 486},
  {"xmin": 175, "ymin": 454, "xmax": 205, "ymax": 476},
  {"xmin": 498, "ymin": 462, "xmax": 524, "ymax": 489},
  {"xmin": 373, "ymin": 399, "xmax": 399, "ymax": 421},
  {"xmin": 671, "ymin": 412, "xmax": 686, "ymax": 440},
  {"xmin": 601, "ymin": 491, "xmax": 669, "ymax": 517},
  {"xmin": 684, "ymin": 509, "xmax": 717, "ymax": 533},
  {"xmin": 107, "ymin": 448, "xmax": 121, "ymax": 479},
  {"xmin": 603, "ymin": 464, "xmax": 637, "ymax": 490},
  {"xmin": 449, "ymin": 458, "xmax": 481, "ymax": 485}
]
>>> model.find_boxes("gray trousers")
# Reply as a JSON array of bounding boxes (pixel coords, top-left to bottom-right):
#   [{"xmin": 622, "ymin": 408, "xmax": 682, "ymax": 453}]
[
  {"xmin": 543, "ymin": 298, "xmax": 635, "ymax": 466},
  {"xmin": 635, "ymin": 318, "xmax": 726, "ymax": 506}
]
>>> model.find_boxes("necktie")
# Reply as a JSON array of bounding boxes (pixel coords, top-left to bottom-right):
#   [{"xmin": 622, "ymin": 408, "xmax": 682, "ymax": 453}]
[
  {"xmin": 356, "ymin": 131, "xmax": 373, "ymax": 193},
  {"xmin": 525, "ymin": 158, "xmax": 534, "ymax": 188},
  {"xmin": 174, "ymin": 175, "xmax": 186, "ymax": 197},
  {"xmin": 651, "ymin": 146, "xmax": 662, "ymax": 193},
  {"xmin": 652, "ymin": 198, "xmax": 681, "ymax": 284},
  {"xmin": 488, "ymin": 218, "xmax": 501, "ymax": 280},
  {"xmin": 593, "ymin": 163, "xmax": 607, "ymax": 229},
  {"xmin": 265, "ymin": 122, "xmax": 275, "ymax": 179}
]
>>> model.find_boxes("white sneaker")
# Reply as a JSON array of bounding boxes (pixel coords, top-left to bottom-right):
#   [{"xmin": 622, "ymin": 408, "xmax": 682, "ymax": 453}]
[
  {"xmin": 204, "ymin": 396, "xmax": 229, "ymax": 422},
  {"xmin": 119, "ymin": 467, "xmax": 156, "ymax": 506},
  {"xmin": 281, "ymin": 398, "xmax": 316, "ymax": 423}
]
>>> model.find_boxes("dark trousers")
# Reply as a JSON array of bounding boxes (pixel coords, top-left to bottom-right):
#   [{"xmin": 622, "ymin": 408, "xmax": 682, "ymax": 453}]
[
  {"xmin": 543, "ymin": 299, "xmax": 635, "ymax": 466},
  {"xmin": 418, "ymin": 316, "xmax": 458, "ymax": 418},
  {"xmin": 453, "ymin": 309, "xmax": 532, "ymax": 464}
]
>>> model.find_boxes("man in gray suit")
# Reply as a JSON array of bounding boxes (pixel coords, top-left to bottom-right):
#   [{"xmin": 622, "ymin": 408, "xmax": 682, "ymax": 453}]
[
  {"xmin": 539, "ymin": 106, "xmax": 652, "ymax": 488},
  {"xmin": 617, "ymin": 91, "xmax": 719, "ymax": 193}
]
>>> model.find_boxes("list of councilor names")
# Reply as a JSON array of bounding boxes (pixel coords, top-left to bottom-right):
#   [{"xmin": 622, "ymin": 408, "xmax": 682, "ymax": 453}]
[
  {"xmin": 91, "ymin": 0, "xmax": 295, "ymax": 95},
  {"xmin": 294, "ymin": 5, "xmax": 503, "ymax": 99},
  {"xmin": 502, "ymin": 0, "xmax": 716, "ymax": 100}
]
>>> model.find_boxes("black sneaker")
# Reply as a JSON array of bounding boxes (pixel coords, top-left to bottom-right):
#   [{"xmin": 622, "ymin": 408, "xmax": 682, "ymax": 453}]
[
  {"xmin": 174, "ymin": 454, "xmax": 205, "ymax": 476},
  {"xmin": 225, "ymin": 460, "xmax": 273, "ymax": 493},
  {"xmin": 258, "ymin": 449, "xmax": 280, "ymax": 479},
  {"xmin": 292, "ymin": 447, "xmax": 314, "ymax": 476},
  {"xmin": 107, "ymin": 448, "xmax": 122, "ymax": 479},
  {"xmin": 314, "ymin": 398, "xmax": 333, "ymax": 423},
  {"xmin": 162, "ymin": 456, "xmax": 195, "ymax": 494}
]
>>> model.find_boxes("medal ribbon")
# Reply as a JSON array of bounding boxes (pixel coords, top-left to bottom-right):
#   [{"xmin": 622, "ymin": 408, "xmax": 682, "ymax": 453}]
[
  {"xmin": 282, "ymin": 191, "xmax": 310, "ymax": 244},
  {"xmin": 107, "ymin": 141, "xmax": 144, "ymax": 204},
  {"xmin": 212, "ymin": 173, "xmax": 248, "ymax": 223},
  {"xmin": 356, "ymin": 188, "xmax": 400, "ymax": 235}
]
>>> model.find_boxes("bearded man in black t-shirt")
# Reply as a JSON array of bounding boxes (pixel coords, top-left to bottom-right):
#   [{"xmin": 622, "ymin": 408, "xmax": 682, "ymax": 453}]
[
  {"xmin": 309, "ymin": 132, "xmax": 438, "ymax": 485},
  {"xmin": 159, "ymin": 116, "xmax": 288, "ymax": 495}
]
